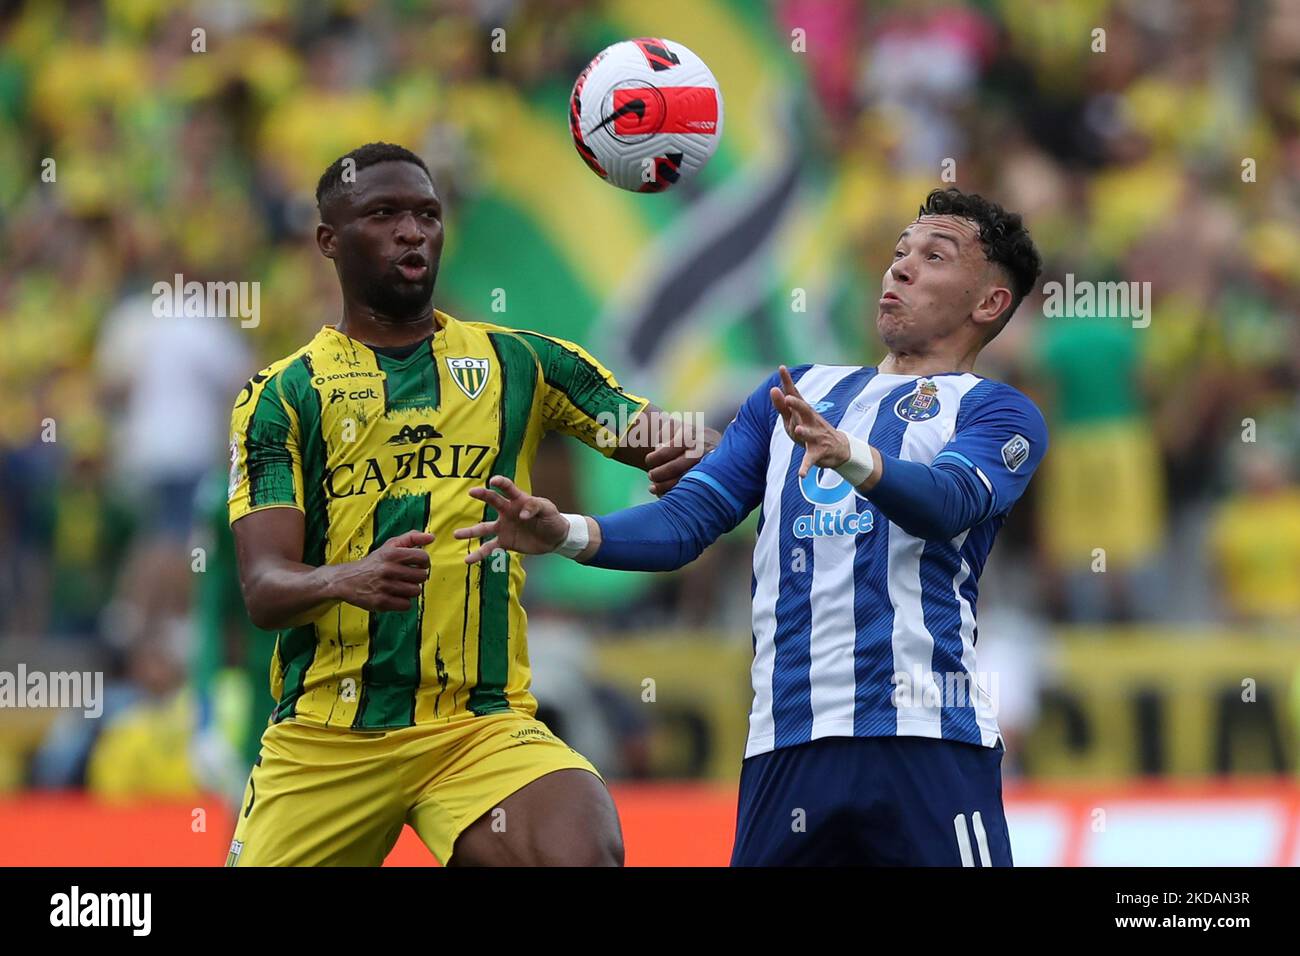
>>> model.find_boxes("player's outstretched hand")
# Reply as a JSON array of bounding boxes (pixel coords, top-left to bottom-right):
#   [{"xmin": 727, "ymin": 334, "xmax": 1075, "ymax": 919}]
[
  {"xmin": 330, "ymin": 529, "xmax": 434, "ymax": 613},
  {"xmin": 770, "ymin": 365, "xmax": 851, "ymax": 478},
  {"xmin": 644, "ymin": 419, "xmax": 722, "ymax": 496},
  {"xmin": 454, "ymin": 476, "xmax": 568, "ymax": 564}
]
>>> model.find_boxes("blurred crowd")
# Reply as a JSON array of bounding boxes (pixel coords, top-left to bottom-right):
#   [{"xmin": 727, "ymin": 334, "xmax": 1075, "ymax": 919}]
[{"xmin": 0, "ymin": 0, "xmax": 1298, "ymax": 797}]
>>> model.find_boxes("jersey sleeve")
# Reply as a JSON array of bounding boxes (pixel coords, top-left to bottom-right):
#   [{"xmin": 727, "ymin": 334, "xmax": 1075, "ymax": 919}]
[
  {"xmin": 931, "ymin": 383, "xmax": 1049, "ymax": 522},
  {"xmin": 513, "ymin": 331, "xmax": 650, "ymax": 456},
  {"xmin": 227, "ymin": 368, "xmax": 304, "ymax": 524},
  {"xmin": 679, "ymin": 367, "xmax": 807, "ymax": 524}
]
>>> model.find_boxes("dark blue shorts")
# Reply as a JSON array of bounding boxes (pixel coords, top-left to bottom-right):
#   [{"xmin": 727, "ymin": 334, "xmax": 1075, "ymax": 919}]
[{"xmin": 730, "ymin": 735, "xmax": 1012, "ymax": 866}]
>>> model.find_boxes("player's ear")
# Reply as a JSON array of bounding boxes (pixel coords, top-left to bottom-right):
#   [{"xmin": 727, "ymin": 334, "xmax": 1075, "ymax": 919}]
[
  {"xmin": 972, "ymin": 284, "xmax": 1012, "ymax": 335},
  {"xmin": 316, "ymin": 222, "xmax": 337, "ymax": 260}
]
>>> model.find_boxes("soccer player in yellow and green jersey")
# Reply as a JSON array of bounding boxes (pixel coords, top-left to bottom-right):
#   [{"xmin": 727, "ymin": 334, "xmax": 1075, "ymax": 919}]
[{"xmin": 224, "ymin": 143, "xmax": 715, "ymax": 867}]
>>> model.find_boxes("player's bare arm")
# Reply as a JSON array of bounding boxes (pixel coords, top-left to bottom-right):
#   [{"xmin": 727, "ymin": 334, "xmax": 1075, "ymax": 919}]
[
  {"xmin": 459, "ymin": 366, "xmax": 883, "ymax": 569},
  {"xmin": 232, "ymin": 507, "xmax": 434, "ymax": 630},
  {"xmin": 612, "ymin": 403, "xmax": 721, "ymax": 496}
]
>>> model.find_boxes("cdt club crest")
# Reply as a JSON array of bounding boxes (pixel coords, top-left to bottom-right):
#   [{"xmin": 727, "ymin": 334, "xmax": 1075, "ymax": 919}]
[{"xmin": 447, "ymin": 357, "xmax": 490, "ymax": 400}]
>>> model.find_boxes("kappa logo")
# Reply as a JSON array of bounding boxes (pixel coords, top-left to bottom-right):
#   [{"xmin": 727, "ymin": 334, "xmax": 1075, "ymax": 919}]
[
  {"xmin": 1001, "ymin": 434, "xmax": 1030, "ymax": 471},
  {"xmin": 387, "ymin": 423, "xmax": 442, "ymax": 444},
  {"xmin": 447, "ymin": 357, "xmax": 489, "ymax": 400},
  {"xmin": 509, "ymin": 726, "xmax": 558, "ymax": 743}
]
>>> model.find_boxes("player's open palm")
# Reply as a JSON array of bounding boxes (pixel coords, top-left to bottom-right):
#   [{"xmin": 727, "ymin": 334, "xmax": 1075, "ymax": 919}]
[
  {"xmin": 770, "ymin": 365, "xmax": 850, "ymax": 478},
  {"xmin": 455, "ymin": 476, "xmax": 568, "ymax": 564}
]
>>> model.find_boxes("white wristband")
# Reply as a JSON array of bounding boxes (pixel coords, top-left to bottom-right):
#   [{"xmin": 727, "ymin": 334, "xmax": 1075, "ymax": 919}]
[
  {"xmin": 834, "ymin": 434, "xmax": 875, "ymax": 488},
  {"xmin": 552, "ymin": 513, "xmax": 590, "ymax": 559}
]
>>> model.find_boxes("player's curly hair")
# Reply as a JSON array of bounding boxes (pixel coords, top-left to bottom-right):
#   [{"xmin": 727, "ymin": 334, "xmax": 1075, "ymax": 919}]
[
  {"xmin": 315, "ymin": 142, "xmax": 433, "ymax": 217},
  {"xmin": 918, "ymin": 188, "xmax": 1042, "ymax": 338}
]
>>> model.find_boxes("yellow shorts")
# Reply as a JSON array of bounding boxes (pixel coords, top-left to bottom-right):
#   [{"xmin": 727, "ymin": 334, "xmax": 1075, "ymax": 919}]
[{"xmin": 224, "ymin": 712, "xmax": 600, "ymax": 866}]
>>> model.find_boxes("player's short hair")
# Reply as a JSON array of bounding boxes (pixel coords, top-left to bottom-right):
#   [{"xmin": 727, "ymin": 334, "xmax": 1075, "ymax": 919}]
[
  {"xmin": 315, "ymin": 142, "xmax": 434, "ymax": 218},
  {"xmin": 918, "ymin": 187, "xmax": 1042, "ymax": 340}
]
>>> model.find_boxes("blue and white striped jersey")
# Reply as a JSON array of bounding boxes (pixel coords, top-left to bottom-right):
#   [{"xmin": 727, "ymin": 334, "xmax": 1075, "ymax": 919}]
[{"xmin": 684, "ymin": 365, "xmax": 1048, "ymax": 758}]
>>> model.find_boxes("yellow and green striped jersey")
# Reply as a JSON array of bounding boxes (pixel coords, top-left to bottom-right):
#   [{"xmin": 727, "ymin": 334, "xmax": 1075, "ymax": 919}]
[{"xmin": 227, "ymin": 310, "xmax": 648, "ymax": 730}]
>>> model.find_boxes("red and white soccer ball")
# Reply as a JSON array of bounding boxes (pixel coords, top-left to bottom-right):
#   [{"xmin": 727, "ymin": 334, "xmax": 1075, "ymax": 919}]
[{"xmin": 569, "ymin": 38, "xmax": 724, "ymax": 193}]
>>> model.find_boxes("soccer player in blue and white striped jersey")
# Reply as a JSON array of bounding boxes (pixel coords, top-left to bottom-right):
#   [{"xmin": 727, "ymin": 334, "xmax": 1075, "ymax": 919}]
[{"xmin": 456, "ymin": 188, "xmax": 1047, "ymax": 866}]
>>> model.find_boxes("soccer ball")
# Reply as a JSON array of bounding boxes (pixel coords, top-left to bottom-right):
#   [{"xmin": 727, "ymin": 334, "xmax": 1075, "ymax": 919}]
[{"xmin": 569, "ymin": 38, "xmax": 724, "ymax": 193}]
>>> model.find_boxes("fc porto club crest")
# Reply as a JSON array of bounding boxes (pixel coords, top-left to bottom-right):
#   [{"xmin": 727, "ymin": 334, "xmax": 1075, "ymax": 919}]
[
  {"xmin": 447, "ymin": 357, "xmax": 490, "ymax": 400},
  {"xmin": 895, "ymin": 380, "xmax": 942, "ymax": 422}
]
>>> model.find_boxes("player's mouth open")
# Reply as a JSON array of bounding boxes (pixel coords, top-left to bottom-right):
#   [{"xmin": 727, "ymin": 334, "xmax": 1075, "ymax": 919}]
[
  {"xmin": 880, "ymin": 291, "xmax": 902, "ymax": 305},
  {"xmin": 396, "ymin": 252, "xmax": 428, "ymax": 281}
]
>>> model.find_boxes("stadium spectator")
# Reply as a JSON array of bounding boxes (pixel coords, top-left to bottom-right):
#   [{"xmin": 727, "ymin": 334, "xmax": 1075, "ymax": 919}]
[{"xmin": 1209, "ymin": 439, "xmax": 1300, "ymax": 628}]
